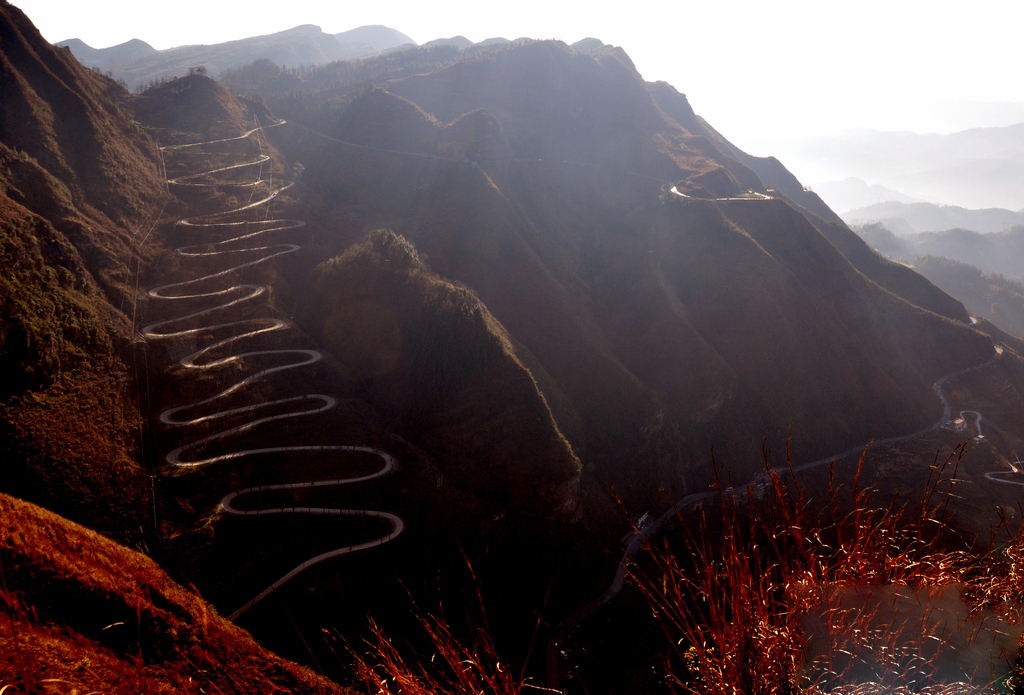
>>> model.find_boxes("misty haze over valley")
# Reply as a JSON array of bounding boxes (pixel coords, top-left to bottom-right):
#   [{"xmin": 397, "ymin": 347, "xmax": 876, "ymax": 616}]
[{"xmin": 6, "ymin": 1, "xmax": 1024, "ymax": 693}]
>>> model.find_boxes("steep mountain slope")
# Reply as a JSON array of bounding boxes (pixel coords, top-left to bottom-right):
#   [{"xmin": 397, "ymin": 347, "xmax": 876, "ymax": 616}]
[
  {"xmin": 0, "ymin": 0, "xmax": 165, "ymax": 541},
  {"xmin": 857, "ymin": 224, "xmax": 1024, "ymax": 282},
  {"xmin": 0, "ymin": 493, "xmax": 343, "ymax": 694},
  {"xmin": 852, "ymin": 223, "xmax": 1024, "ymax": 340},
  {"xmin": 271, "ymin": 40, "xmax": 993, "ymax": 497},
  {"xmin": 645, "ymin": 80, "xmax": 969, "ymax": 323},
  {"xmin": 914, "ymin": 255, "xmax": 1024, "ymax": 340},
  {"xmin": 304, "ymin": 230, "xmax": 581, "ymax": 519}
]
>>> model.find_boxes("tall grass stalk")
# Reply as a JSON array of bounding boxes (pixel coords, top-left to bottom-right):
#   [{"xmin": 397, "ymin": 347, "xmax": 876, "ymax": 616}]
[
  {"xmin": 350, "ymin": 568, "xmax": 553, "ymax": 695},
  {"xmin": 630, "ymin": 441, "xmax": 1024, "ymax": 695}
]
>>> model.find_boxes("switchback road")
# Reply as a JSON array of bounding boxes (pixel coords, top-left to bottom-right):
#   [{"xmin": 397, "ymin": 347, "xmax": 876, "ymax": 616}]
[{"xmin": 145, "ymin": 120, "xmax": 403, "ymax": 620}]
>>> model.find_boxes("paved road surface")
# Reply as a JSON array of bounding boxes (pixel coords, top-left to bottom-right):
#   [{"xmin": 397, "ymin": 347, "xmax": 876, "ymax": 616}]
[{"xmin": 145, "ymin": 120, "xmax": 403, "ymax": 620}]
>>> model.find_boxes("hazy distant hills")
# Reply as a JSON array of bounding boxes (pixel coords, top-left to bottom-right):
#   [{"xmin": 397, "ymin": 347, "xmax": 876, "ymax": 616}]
[
  {"xmin": 855, "ymin": 223, "xmax": 1024, "ymax": 281},
  {"xmin": 812, "ymin": 177, "xmax": 920, "ymax": 214},
  {"xmin": 335, "ymin": 24, "xmax": 414, "ymax": 50},
  {"xmin": 56, "ymin": 23, "xmax": 415, "ymax": 90},
  {"xmin": 56, "ymin": 36, "xmax": 157, "ymax": 64},
  {"xmin": 853, "ymin": 222, "xmax": 1024, "ymax": 339},
  {"xmin": 801, "ymin": 123, "xmax": 1024, "ymax": 210},
  {"xmin": 844, "ymin": 201, "xmax": 1024, "ymax": 235},
  {"xmin": 421, "ymin": 35, "xmax": 474, "ymax": 50}
]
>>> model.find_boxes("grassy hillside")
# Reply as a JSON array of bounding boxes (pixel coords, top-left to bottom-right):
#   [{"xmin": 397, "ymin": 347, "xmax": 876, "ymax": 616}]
[
  {"xmin": 304, "ymin": 229, "xmax": 581, "ymax": 520},
  {"xmin": 0, "ymin": 492, "xmax": 346, "ymax": 694},
  {"xmin": 0, "ymin": 0, "xmax": 169, "ymax": 544}
]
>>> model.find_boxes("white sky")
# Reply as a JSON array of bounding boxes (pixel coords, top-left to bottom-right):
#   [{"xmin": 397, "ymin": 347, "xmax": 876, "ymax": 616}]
[{"xmin": 14, "ymin": 0, "xmax": 1024, "ymax": 163}]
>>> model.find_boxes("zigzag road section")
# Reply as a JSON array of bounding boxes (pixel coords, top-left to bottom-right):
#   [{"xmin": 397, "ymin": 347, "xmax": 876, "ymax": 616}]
[{"xmin": 142, "ymin": 119, "xmax": 404, "ymax": 621}]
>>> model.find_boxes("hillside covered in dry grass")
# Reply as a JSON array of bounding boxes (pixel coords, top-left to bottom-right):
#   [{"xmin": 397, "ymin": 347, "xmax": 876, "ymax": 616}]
[
  {"xmin": 0, "ymin": 493, "xmax": 344, "ymax": 694},
  {"xmin": 0, "ymin": 0, "xmax": 164, "ymax": 543}
]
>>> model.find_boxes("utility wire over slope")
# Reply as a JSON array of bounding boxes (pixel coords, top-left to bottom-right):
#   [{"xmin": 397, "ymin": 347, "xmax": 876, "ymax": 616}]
[{"xmin": 142, "ymin": 120, "xmax": 403, "ymax": 621}]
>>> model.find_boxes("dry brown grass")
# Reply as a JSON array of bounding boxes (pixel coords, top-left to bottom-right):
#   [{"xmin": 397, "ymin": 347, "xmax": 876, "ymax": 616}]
[
  {"xmin": 0, "ymin": 493, "xmax": 346, "ymax": 695},
  {"xmin": 628, "ymin": 442, "xmax": 1024, "ymax": 695},
  {"xmin": 349, "ymin": 566, "xmax": 551, "ymax": 695}
]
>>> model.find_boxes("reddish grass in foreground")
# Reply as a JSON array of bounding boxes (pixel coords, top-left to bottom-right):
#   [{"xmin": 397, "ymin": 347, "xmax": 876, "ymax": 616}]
[
  {"xmin": 629, "ymin": 442, "xmax": 1024, "ymax": 695},
  {"xmin": 348, "ymin": 564, "xmax": 553, "ymax": 695},
  {"xmin": 345, "ymin": 442, "xmax": 1024, "ymax": 695},
  {"xmin": 0, "ymin": 493, "xmax": 344, "ymax": 695}
]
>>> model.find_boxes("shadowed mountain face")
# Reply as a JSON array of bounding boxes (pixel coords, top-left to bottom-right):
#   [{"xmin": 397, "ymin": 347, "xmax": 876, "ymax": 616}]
[
  {"xmin": 304, "ymin": 230, "xmax": 582, "ymax": 520},
  {"xmin": 0, "ymin": 0, "xmax": 166, "ymax": 538},
  {"xmin": 852, "ymin": 221, "xmax": 1024, "ymax": 340},
  {"xmin": 268, "ymin": 39, "xmax": 992, "ymax": 502}
]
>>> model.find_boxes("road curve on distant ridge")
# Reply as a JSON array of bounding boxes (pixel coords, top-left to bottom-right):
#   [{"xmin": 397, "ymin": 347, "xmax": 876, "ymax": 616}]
[{"xmin": 144, "ymin": 119, "xmax": 403, "ymax": 621}]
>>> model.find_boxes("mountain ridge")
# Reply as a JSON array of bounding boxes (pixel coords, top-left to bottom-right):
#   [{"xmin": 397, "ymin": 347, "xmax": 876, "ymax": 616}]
[
  {"xmin": 272, "ymin": 41, "xmax": 994, "ymax": 493},
  {"xmin": 56, "ymin": 23, "xmax": 415, "ymax": 91}
]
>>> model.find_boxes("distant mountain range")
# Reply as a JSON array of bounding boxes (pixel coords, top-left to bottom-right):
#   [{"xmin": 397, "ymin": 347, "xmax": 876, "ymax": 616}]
[
  {"xmin": 844, "ymin": 200, "xmax": 1024, "ymax": 235},
  {"xmin": 801, "ymin": 123, "xmax": 1024, "ymax": 210},
  {"xmin": 56, "ymin": 24, "xmax": 415, "ymax": 90},
  {"xmin": 811, "ymin": 177, "xmax": 920, "ymax": 214},
  {"xmin": 854, "ymin": 223, "xmax": 1024, "ymax": 282},
  {"xmin": 852, "ymin": 222, "xmax": 1024, "ymax": 339}
]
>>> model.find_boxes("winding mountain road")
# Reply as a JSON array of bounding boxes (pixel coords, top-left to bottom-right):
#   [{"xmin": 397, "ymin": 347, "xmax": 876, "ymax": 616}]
[
  {"xmin": 144, "ymin": 120, "xmax": 403, "ymax": 621},
  {"xmin": 551, "ymin": 344, "xmax": 1007, "ymax": 668},
  {"xmin": 669, "ymin": 184, "xmax": 773, "ymax": 201}
]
